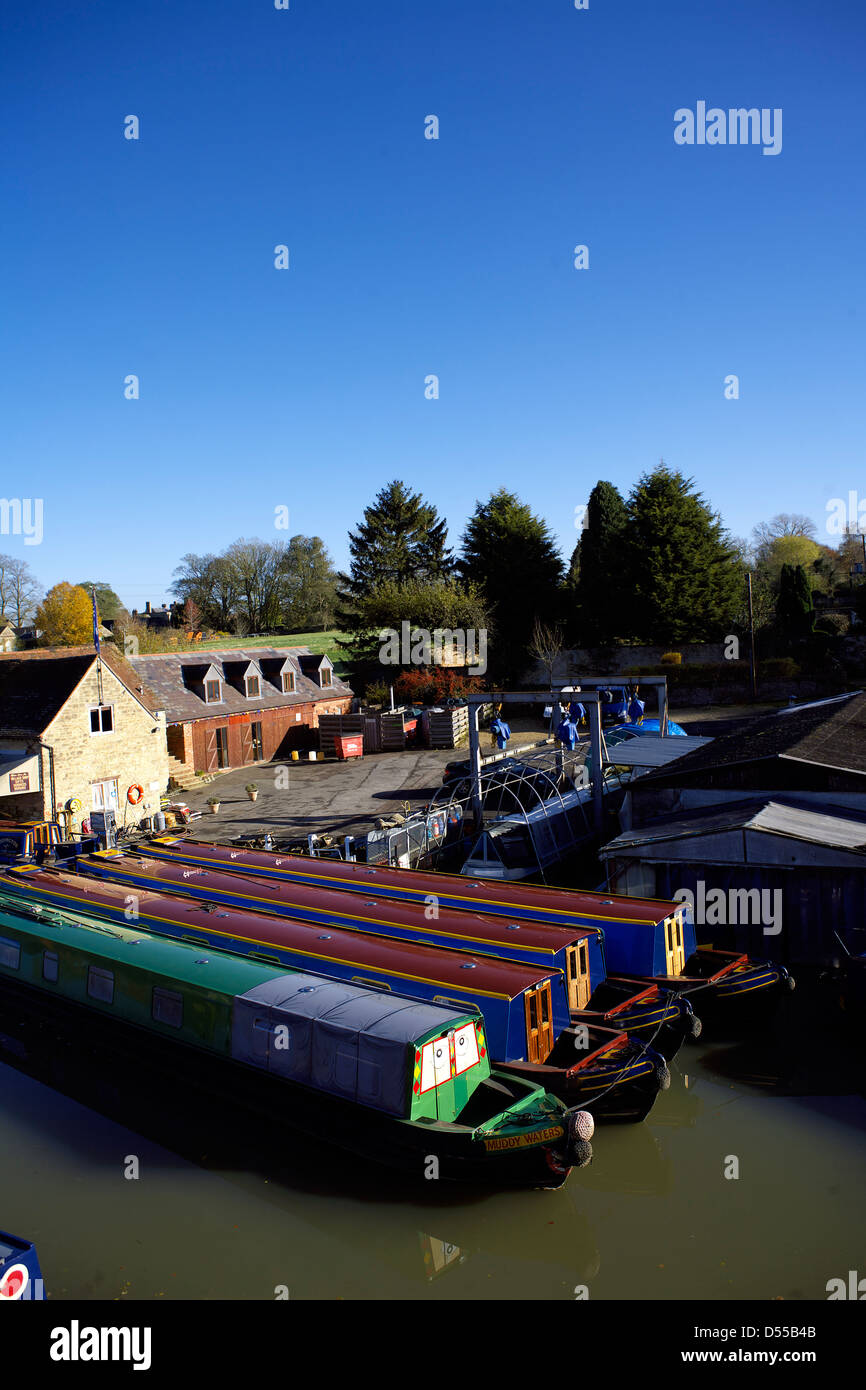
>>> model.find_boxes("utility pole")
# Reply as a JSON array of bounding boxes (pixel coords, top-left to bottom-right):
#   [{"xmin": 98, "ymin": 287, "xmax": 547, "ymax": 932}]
[{"xmin": 747, "ymin": 572, "xmax": 758, "ymax": 699}]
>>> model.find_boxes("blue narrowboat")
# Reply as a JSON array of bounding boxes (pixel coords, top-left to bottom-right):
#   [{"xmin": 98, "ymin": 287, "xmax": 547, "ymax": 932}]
[
  {"xmin": 0, "ymin": 1232, "xmax": 44, "ymax": 1301},
  {"xmin": 74, "ymin": 849, "xmax": 698, "ymax": 1058},
  {"xmin": 0, "ymin": 865, "xmax": 668, "ymax": 1122},
  {"xmin": 144, "ymin": 839, "xmax": 792, "ymax": 1021}
]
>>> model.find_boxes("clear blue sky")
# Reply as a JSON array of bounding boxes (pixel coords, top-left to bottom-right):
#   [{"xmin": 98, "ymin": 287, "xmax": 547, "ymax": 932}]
[{"xmin": 1, "ymin": 0, "xmax": 863, "ymax": 611}]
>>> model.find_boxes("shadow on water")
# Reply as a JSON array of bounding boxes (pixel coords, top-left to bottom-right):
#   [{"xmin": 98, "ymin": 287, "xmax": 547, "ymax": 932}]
[
  {"xmin": 0, "ymin": 987, "xmax": 603, "ymax": 1290},
  {"xmin": 683, "ymin": 972, "xmax": 866, "ymax": 1130}
]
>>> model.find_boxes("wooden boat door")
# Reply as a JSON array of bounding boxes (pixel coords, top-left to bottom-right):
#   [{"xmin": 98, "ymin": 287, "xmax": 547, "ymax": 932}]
[
  {"xmin": 566, "ymin": 942, "xmax": 591, "ymax": 1010},
  {"xmin": 664, "ymin": 916, "xmax": 686, "ymax": 976},
  {"xmin": 525, "ymin": 983, "xmax": 554, "ymax": 1063}
]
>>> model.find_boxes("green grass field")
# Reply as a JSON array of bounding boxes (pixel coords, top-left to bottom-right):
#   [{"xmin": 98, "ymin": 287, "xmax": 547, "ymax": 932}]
[{"xmin": 200, "ymin": 630, "xmax": 352, "ymax": 675}]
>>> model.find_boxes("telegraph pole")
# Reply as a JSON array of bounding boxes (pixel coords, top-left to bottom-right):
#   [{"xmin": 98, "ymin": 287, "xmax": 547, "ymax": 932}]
[{"xmin": 747, "ymin": 572, "xmax": 758, "ymax": 699}]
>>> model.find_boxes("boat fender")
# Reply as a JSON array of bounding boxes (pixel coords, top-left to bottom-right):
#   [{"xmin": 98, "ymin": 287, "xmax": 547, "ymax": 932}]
[
  {"xmin": 569, "ymin": 1109, "xmax": 595, "ymax": 1143},
  {"xmin": 785, "ymin": 973, "xmax": 796, "ymax": 992},
  {"xmin": 127, "ymin": 784, "xmax": 144, "ymax": 806},
  {"xmin": 656, "ymin": 1061, "xmax": 671, "ymax": 1091},
  {"xmin": 568, "ymin": 1138, "xmax": 593, "ymax": 1169}
]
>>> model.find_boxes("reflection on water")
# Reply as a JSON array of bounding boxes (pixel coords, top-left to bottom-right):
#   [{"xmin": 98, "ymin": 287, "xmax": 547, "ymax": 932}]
[{"xmin": 1, "ymin": 978, "xmax": 864, "ymax": 1300}]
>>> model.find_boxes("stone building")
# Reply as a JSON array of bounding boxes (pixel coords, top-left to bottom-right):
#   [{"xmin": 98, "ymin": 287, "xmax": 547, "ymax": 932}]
[{"xmin": 0, "ymin": 649, "xmax": 169, "ymax": 831}]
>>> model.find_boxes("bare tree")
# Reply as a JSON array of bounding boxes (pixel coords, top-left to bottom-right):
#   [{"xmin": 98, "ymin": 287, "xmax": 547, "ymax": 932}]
[
  {"xmin": 529, "ymin": 618, "xmax": 566, "ymax": 687},
  {"xmin": 0, "ymin": 554, "xmax": 41, "ymax": 625},
  {"xmin": 752, "ymin": 513, "xmax": 817, "ymax": 559}
]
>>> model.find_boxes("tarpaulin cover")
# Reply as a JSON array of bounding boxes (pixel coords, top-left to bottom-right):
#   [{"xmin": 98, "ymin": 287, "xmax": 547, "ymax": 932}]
[{"xmin": 231, "ymin": 973, "xmax": 471, "ymax": 1117}]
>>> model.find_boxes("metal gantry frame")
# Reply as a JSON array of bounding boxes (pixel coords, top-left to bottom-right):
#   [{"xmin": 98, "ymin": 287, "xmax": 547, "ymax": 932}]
[{"xmin": 464, "ymin": 678, "xmax": 669, "ymax": 837}]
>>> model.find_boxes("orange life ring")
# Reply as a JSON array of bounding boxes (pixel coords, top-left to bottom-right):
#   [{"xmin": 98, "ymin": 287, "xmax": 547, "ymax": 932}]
[{"xmin": 127, "ymin": 783, "xmax": 144, "ymax": 805}]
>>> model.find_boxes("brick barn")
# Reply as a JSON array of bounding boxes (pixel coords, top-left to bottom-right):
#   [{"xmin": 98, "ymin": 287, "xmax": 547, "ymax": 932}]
[{"xmin": 129, "ymin": 646, "xmax": 353, "ymax": 775}]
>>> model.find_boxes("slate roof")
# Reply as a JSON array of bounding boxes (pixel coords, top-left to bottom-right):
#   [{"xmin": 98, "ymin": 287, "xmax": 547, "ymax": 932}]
[
  {"xmin": 0, "ymin": 648, "xmax": 160, "ymax": 734},
  {"xmin": 128, "ymin": 646, "xmax": 352, "ymax": 724},
  {"xmin": 638, "ymin": 692, "xmax": 866, "ymax": 785}
]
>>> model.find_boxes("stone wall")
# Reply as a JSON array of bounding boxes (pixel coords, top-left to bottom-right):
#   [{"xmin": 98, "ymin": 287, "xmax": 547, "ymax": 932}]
[
  {"xmin": 527, "ymin": 644, "xmax": 729, "ymax": 684},
  {"xmin": 42, "ymin": 663, "xmax": 169, "ymax": 830}
]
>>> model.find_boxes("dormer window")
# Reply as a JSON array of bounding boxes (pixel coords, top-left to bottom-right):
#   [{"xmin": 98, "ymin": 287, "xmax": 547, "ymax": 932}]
[
  {"xmin": 245, "ymin": 675, "xmax": 260, "ymax": 699},
  {"xmin": 205, "ymin": 678, "xmax": 222, "ymax": 704},
  {"xmin": 282, "ymin": 670, "xmax": 295, "ymax": 693},
  {"xmin": 320, "ymin": 665, "xmax": 333, "ymax": 688}
]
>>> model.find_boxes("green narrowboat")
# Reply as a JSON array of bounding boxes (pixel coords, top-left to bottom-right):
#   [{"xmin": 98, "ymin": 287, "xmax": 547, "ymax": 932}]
[{"xmin": 0, "ymin": 899, "xmax": 593, "ymax": 1188}]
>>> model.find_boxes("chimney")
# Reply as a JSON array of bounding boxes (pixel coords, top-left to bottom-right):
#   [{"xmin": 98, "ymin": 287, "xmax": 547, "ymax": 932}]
[{"xmin": 145, "ymin": 602, "xmax": 151, "ymax": 615}]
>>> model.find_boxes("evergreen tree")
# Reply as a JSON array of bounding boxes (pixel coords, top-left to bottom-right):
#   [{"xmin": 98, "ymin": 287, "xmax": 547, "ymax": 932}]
[
  {"xmin": 338, "ymin": 480, "xmax": 452, "ymax": 605},
  {"xmin": 458, "ymin": 489, "xmax": 564, "ymax": 681},
  {"xmin": 624, "ymin": 464, "xmax": 742, "ymax": 644},
  {"xmin": 775, "ymin": 563, "xmax": 815, "ymax": 643},
  {"xmin": 572, "ymin": 481, "xmax": 629, "ymax": 644}
]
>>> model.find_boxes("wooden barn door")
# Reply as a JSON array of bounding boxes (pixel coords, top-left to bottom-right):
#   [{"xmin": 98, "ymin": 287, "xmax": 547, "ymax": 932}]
[
  {"xmin": 525, "ymin": 983, "xmax": 554, "ymax": 1063},
  {"xmin": 566, "ymin": 941, "xmax": 591, "ymax": 1011},
  {"xmin": 239, "ymin": 721, "xmax": 253, "ymax": 765},
  {"xmin": 204, "ymin": 728, "xmax": 218, "ymax": 772}
]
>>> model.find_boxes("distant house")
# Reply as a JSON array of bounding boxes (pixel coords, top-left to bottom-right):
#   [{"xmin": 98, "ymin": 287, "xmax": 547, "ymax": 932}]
[
  {"xmin": 0, "ymin": 649, "xmax": 169, "ymax": 828},
  {"xmin": 128, "ymin": 646, "xmax": 353, "ymax": 773}
]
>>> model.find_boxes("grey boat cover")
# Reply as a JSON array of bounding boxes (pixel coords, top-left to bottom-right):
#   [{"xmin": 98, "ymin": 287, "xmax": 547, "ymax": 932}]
[{"xmin": 231, "ymin": 973, "xmax": 470, "ymax": 1117}]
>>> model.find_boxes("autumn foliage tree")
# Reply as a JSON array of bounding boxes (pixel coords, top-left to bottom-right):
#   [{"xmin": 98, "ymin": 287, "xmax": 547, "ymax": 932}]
[{"xmin": 36, "ymin": 583, "xmax": 93, "ymax": 647}]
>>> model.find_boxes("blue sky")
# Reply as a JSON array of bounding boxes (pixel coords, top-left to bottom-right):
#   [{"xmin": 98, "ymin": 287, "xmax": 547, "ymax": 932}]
[{"xmin": 1, "ymin": 0, "xmax": 863, "ymax": 610}]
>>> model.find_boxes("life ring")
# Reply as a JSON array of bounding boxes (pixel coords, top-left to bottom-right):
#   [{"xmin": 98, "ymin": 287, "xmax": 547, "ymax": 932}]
[
  {"xmin": 127, "ymin": 784, "xmax": 144, "ymax": 806},
  {"xmin": 68, "ymin": 798, "xmax": 82, "ymax": 814},
  {"xmin": 0, "ymin": 1263, "xmax": 30, "ymax": 1299}
]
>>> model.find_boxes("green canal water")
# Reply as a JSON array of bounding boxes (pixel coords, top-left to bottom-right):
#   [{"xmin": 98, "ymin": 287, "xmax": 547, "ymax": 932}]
[{"xmin": 1, "ymin": 977, "xmax": 863, "ymax": 1301}]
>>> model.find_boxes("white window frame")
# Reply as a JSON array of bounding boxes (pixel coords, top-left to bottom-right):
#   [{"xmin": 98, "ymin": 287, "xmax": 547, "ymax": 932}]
[
  {"xmin": 89, "ymin": 704, "xmax": 114, "ymax": 735},
  {"xmin": 320, "ymin": 665, "xmax": 333, "ymax": 688},
  {"xmin": 245, "ymin": 674, "xmax": 261, "ymax": 699},
  {"xmin": 204, "ymin": 678, "xmax": 222, "ymax": 704},
  {"xmin": 282, "ymin": 670, "xmax": 295, "ymax": 693},
  {"xmin": 91, "ymin": 778, "xmax": 120, "ymax": 813}
]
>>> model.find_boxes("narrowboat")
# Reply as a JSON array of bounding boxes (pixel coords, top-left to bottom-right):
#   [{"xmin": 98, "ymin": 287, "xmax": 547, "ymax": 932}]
[
  {"xmin": 0, "ymin": 898, "xmax": 595, "ymax": 1188},
  {"xmin": 144, "ymin": 840, "xmax": 791, "ymax": 1022},
  {"xmin": 0, "ymin": 867, "xmax": 668, "ymax": 1121},
  {"xmin": 0, "ymin": 1232, "xmax": 44, "ymax": 1300},
  {"xmin": 74, "ymin": 849, "xmax": 699, "ymax": 1058}
]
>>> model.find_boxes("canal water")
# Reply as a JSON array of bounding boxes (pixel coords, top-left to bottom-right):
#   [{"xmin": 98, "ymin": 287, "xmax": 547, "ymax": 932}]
[{"xmin": 2, "ymin": 973, "xmax": 863, "ymax": 1301}]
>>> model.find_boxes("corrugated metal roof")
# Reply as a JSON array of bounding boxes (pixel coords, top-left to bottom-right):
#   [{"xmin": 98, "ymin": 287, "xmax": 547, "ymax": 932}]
[
  {"xmin": 602, "ymin": 734, "xmax": 714, "ymax": 768},
  {"xmin": 602, "ymin": 796, "xmax": 866, "ymax": 855}
]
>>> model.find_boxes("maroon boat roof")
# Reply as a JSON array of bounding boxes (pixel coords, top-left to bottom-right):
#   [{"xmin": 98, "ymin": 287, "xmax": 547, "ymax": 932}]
[
  {"xmin": 4, "ymin": 865, "xmax": 558, "ymax": 1001},
  {"xmin": 156, "ymin": 836, "xmax": 682, "ymax": 926},
  {"xmin": 88, "ymin": 851, "xmax": 595, "ymax": 956}
]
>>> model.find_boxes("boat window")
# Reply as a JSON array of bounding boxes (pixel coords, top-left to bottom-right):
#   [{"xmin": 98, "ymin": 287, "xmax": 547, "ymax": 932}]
[
  {"xmin": 495, "ymin": 829, "xmax": 533, "ymax": 869},
  {"xmin": 87, "ymin": 966, "xmax": 114, "ymax": 1004},
  {"xmin": 42, "ymin": 950, "xmax": 58, "ymax": 982},
  {"xmin": 0, "ymin": 936, "xmax": 21, "ymax": 970},
  {"xmin": 152, "ymin": 987, "xmax": 184, "ymax": 1028}
]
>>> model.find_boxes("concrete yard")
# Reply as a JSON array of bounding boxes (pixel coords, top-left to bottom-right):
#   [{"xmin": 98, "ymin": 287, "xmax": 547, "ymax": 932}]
[{"xmin": 160, "ymin": 702, "xmax": 780, "ymax": 845}]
